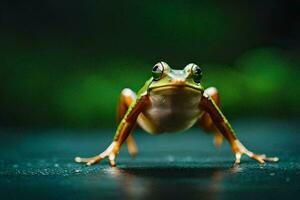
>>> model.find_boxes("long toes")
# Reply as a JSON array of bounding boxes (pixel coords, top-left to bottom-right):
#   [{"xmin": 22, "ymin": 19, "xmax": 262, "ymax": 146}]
[
  {"xmin": 74, "ymin": 156, "xmax": 103, "ymax": 165},
  {"xmin": 252, "ymin": 155, "xmax": 266, "ymax": 164},
  {"xmin": 260, "ymin": 154, "xmax": 266, "ymax": 159},
  {"xmin": 86, "ymin": 156, "xmax": 103, "ymax": 166},
  {"xmin": 249, "ymin": 153, "xmax": 279, "ymax": 163},
  {"xmin": 75, "ymin": 156, "xmax": 93, "ymax": 163},
  {"xmin": 264, "ymin": 156, "xmax": 279, "ymax": 162},
  {"xmin": 86, "ymin": 159, "xmax": 96, "ymax": 166},
  {"xmin": 243, "ymin": 151, "xmax": 265, "ymax": 164},
  {"xmin": 75, "ymin": 157, "xmax": 83, "ymax": 163}
]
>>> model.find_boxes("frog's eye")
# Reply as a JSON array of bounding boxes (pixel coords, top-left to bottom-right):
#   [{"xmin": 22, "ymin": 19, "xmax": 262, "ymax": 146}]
[
  {"xmin": 191, "ymin": 64, "xmax": 202, "ymax": 83},
  {"xmin": 152, "ymin": 63, "xmax": 164, "ymax": 80}
]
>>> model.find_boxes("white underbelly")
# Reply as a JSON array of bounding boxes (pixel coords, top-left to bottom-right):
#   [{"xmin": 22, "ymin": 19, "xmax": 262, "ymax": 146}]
[{"xmin": 138, "ymin": 87, "xmax": 203, "ymax": 134}]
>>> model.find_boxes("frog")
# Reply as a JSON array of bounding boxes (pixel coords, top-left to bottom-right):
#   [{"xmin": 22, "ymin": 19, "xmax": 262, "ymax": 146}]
[{"xmin": 75, "ymin": 62, "xmax": 279, "ymax": 166}]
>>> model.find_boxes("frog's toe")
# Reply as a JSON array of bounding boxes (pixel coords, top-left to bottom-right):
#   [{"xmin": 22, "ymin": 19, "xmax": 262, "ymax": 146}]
[
  {"xmin": 231, "ymin": 140, "xmax": 279, "ymax": 164},
  {"xmin": 263, "ymin": 156, "xmax": 279, "ymax": 162},
  {"xmin": 86, "ymin": 156, "xmax": 104, "ymax": 165},
  {"xmin": 233, "ymin": 151, "xmax": 279, "ymax": 165},
  {"xmin": 109, "ymin": 153, "xmax": 117, "ymax": 167},
  {"xmin": 74, "ymin": 155, "xmax": 104, "ymax": 165},
  {"xmin": 249, "ymin": 153, "xmax": 266, "ymax": 164},
  {"xmin": 245, "ymin": 151, "xmax": 279, "ymax": 164},
  {"xmin": 234, "ymin": 152, "xmax": 242, "ymax": 165},
  {"xmin": 75, "ymin": 142, "xmax": 120, "ymax": 166}
]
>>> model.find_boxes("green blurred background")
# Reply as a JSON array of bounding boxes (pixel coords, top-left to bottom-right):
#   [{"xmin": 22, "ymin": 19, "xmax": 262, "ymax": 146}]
[{"xmin": 0, "ymin": 0, "xmax": 299, "ymax": 128}]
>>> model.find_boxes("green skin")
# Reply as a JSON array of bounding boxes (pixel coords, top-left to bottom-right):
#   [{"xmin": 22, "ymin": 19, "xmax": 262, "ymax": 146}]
[
  {"xmin": 75, "ymin": 62, "xmax": 279, "ymax": 166},
  {"xmin": 115, "ymin": 62, "xmax": 206, "ymax": 137}
]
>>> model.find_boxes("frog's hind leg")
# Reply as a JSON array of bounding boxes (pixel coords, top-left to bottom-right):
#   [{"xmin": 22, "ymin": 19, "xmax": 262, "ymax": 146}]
[
  {"xmin": 199, "ymin": 87, "xmax": 224, "ymax": 148},
  {"xmin": 199, "ymin": 90, "xmax": 279, "ymax": 165},
  {"xmin": 117, "ymin": 88, "xmax": 138, "ymax": 157},
  {"xmin": 75, "ymin": 91, "xmax": 149, "ymax": 166}
]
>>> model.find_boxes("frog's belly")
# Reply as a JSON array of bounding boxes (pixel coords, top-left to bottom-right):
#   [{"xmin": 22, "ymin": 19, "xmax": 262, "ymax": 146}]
[{"xmin": 138, "ymin": 87, "xmax": 203, "ymax": 134}]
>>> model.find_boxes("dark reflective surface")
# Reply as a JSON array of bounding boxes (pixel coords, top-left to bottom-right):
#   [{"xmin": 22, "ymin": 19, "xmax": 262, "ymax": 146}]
[
  {"xmin": 114, "ymin": 166, "xmax": 228, "ymax": 200},
  {"xmin": 0, "ymin": 120, "xmax": 299, "ymax": 199},
  {"xmin": 121, "ymin": 166, "xmax": 227, "ymax": 178}
]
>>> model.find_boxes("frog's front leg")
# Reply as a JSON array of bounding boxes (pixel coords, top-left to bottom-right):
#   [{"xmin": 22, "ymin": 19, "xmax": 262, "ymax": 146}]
[
  {"xmin": 200, "ymin": 93, "xmax": 279, "ymax": 165},
  {"xmin": 75, "ymin": 94, "xmax": 149, "ymax": 166},
  {"xmin": 199, "ymin": 87, "xmax": 224, "ymax": 147},
  {"xmin": 117, "ymin": 88, "xmax": 139, "ymax": 157}
]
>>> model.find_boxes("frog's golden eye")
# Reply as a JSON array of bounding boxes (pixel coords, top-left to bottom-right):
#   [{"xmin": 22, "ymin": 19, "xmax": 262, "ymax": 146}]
[
  {"xmin": 152, "ymin": 62, "xmax": 164, "ymax": 80},
  {"xmin": 191, "ymin": 64, "xmax": 202, "ymax": 83}
]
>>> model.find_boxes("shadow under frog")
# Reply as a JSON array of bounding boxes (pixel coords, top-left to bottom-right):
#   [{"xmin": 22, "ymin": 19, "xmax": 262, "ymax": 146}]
[{"xmin": 104, "ymin": 164, "xmax": 235, "ymax": 200}]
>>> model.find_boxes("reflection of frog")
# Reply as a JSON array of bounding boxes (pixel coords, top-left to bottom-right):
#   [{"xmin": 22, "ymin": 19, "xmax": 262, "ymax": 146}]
[{"xmin": 75, "ymin": 62, "xmax": 279, "ymax": 166}]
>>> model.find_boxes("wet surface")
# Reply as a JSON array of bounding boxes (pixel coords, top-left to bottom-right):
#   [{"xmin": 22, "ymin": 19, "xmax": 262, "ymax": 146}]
[{"xmin": 0, "ymin": 120, "xmax": 299, "ymax": 199}]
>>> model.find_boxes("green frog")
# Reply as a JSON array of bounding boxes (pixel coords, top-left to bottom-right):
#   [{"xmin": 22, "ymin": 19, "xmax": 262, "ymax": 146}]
[{"xmin": 75, "ymin": 62, "xmax": 279, "ymax": 166}]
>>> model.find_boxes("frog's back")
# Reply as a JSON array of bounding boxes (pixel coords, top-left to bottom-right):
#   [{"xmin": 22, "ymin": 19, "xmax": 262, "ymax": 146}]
[{"xmin": 137, "ymin": 87, "xmax": 203, "ymax": 134}]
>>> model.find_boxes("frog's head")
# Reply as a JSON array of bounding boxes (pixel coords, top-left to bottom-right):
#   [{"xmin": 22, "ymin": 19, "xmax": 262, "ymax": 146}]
[{"xmin": 148, "ymin": 62, "xmax": 204, "ymax": 91}]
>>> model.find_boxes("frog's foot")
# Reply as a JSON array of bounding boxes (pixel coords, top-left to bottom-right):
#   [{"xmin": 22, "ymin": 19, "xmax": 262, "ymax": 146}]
[
  {"xmin": 232, "ymin": 140, "xmax": 279, "ymax": 165},
  {"xmin": 75, "ymin": 142, "xmax": 119, "ymax": 166}
]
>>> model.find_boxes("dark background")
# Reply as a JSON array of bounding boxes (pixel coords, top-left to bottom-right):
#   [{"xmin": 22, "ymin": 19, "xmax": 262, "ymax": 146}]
[
  {"xmin": 0, "ymin": 1, "xmax": 300, "ymax": 200},
  {"xmin": 1, "ymin": 0, "xmax": 299, "ymax": 128}
]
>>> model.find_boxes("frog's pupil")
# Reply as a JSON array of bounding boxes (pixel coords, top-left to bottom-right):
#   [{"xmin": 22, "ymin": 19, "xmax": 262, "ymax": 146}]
[
  {"xmin": 192, "ymin": 65, "xmax": 202, "ymax": 83},
  {"xmin": 153, "ymin": 65, "xmax": 159, "ymax": 72},
  {"xmin": 194, "ymin": 67, "xmax": 201, "ymax": 75},
  {"xmin": 152, "ymin": 64, "xmax": 163, "ymax": 80}
]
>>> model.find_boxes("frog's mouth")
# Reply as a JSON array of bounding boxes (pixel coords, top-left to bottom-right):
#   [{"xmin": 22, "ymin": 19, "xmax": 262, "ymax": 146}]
[{"xmin": 149, "ymin": 84, "xmax": 203, "ymax": 93}]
